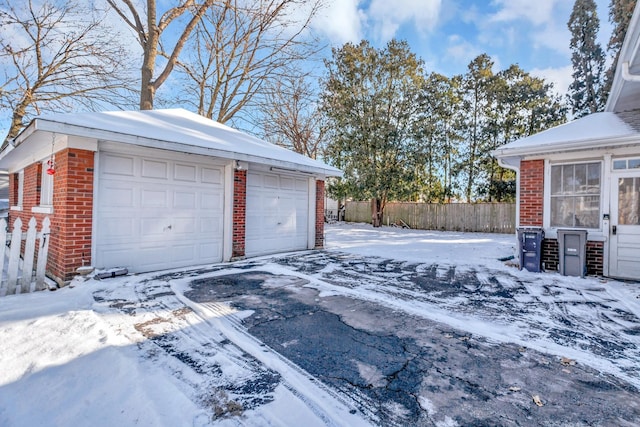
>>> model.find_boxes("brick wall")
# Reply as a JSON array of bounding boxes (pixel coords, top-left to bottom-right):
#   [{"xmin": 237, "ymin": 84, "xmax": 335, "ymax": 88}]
[
  {"xmin": 8, "ymin": 163, "xmax": 49, "ymax": 250},
  {"xmin": 542, "ymin": 238, "xmax": 603, "ymax": 276},
  {"xmin": 586, "ymin": 241, "xmax": 604, "ymax": 276},
  {"xmin": 519, "ymin": 159, "xmax": 544, "ymax": 226},
  {"xmin": 232, "ymin": 169, "xmax": 246, "ymax": 258},
  {"xmin": 48, "ymin": 149, "xmax": 95, "ymax": 282},
  {"xmin": 315, "ymin": 180, "xmax": 325, "ymax": 249},
  {"xmin": 542, "ymin": 239, "xmax": 559, "ymax": 271},
  {"xmin": 8, "ymin": 149, "xmax": 95, "ymax": 283}
]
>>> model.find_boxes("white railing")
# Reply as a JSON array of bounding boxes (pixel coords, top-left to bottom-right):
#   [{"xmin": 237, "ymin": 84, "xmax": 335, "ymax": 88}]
[{"xmin": 0, "ymin": 217, "xmax": 51, "ymax": 296}]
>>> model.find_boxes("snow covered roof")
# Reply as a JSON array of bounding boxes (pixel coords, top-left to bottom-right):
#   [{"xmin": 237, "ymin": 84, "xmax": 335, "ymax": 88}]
[
  {"xmin": 495, "ymin": 2, "xmax": 640, "ymax": 165},
  {"xmin": 0, "ymin": 108, "xmax": 341, "ymax": 177},
  {"xmin": 492, "ymin": 111, "xmax": 640, "ymax": 160}
]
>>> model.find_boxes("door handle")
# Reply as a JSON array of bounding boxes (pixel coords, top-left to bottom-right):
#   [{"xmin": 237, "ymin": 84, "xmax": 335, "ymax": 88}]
[{"xmin": 612, "ymin": 225, "xmax": 617, "ymax": 235}]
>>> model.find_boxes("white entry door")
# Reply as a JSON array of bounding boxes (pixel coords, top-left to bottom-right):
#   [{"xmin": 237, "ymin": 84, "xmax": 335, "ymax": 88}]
[
  {"xmin": 245, "ymin": 170, "xmax": 310, "ymax": 257},
  {"xmin": 609, "ymin": 172, "xmax": 640, "ymax": 280},
  {"xmin": 96, "ymin": 150, "xmax": 225, "ymax": 273}
]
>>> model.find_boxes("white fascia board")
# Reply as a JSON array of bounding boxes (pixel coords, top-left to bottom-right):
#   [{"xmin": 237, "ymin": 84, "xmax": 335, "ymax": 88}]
[
  {"xmin": 606, "ymin": 2, "xmax": 640, "ymax": 111},
  {"xmin": 34, "ymin": 119, "xmax": 343, "ymax": 178},
  {"xmin": 492, "ymin": 135, "xmax": 640, "ymax": 159}
]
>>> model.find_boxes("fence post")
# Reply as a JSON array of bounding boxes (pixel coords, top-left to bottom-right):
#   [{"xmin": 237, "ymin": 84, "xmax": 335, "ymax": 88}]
[
  {"xmin": 19, "ymin": 217, "xmax": 38, "ymax": 293},
  {"xmin": 6, "ymin": 217, "xmax": 22, "ymax": 295},
  {"xmin": 35, "ymin": 217, "xmax": 51, "ymax": 291},
  {"xmin": 0, "ymin": 218, "xmax": 6, "ymax": 284}
]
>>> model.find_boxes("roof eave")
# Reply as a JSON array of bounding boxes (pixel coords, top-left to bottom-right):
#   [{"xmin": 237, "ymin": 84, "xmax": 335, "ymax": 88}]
[
  {"xmin": 492, "ymin": 134, "xmax": 639, "ymax": 159},
  {"xmin": 27, "ymin": 118, "xmax": 343, "ymax": 177}
]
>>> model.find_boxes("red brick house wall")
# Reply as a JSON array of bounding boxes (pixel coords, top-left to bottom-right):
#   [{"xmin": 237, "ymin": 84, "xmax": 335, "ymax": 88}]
[
  {"xmin": 315, "ymin": 180, "xmax": 325, "ymax": 249},
  {"xmin": 519, "ymin": 159, "xmax": 544, "ymax": 226},
  {"xmin": 232, "ymin": 169, "xmax": 247, "ymax": 258},
  {"xmin": 8, "ymin": 148, "xmax": 94, "ymax": 284}
]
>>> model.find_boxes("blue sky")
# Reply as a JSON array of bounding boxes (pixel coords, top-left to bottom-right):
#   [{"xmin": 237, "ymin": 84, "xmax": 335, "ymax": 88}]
[{"xmin": 311, "ymin": 0, "xmax": 612, "ymax": 95}]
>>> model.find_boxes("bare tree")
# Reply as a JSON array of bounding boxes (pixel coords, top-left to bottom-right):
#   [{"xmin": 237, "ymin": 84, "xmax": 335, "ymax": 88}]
[
  {"xmin": 0, "ymin": 0, "xmax": 134, "ymax": 144},
  {"xmin": 174, "ymin": 0, "xmax": 323, "ymax": 125},
  {"xmin": 258, "ymin": 73, "xmax": 325, "ymax": 159},
  {"xmin": 106, "ymin": 0, "xmax": 214, "ymax": 110}
]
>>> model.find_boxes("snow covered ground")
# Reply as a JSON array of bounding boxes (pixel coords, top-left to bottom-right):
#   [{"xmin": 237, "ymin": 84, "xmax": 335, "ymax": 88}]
[{"xmin": 1, "ymin": 223, "xmax": 639, "ymax": 426}]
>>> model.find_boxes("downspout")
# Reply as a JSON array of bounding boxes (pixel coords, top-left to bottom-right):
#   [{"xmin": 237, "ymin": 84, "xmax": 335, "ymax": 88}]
[{"xmin": 621, "ymin": 61, "xmax": 640, "ymax": 82}]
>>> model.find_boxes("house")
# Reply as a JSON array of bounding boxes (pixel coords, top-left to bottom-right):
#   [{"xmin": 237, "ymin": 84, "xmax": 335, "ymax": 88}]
[
  {"xmin": 493, "ymin": 3, "xmax": 640, "ymax": 281},
  {"xmin": 0, "ymin": 109, "xmax": 341, "ymax": 284}
]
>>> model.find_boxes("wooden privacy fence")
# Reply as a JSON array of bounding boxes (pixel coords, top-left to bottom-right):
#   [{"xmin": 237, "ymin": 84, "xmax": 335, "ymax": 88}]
[
  {"xmin": 345, "ymin": 202, "xmax": 516, "ymax": 234},
  {"xmin": 0, "ymin": 216, "xmax": 51, "ymax": 296}
]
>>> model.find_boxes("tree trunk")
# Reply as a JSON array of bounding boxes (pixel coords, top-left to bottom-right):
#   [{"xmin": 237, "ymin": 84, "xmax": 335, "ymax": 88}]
[
  {"xmin": 371, "ymin": 198, "xmax": 383, "ymax": 227},
  {"xmin": 3, "ymin": 93, "xmax": 31, "ymax": 146}
]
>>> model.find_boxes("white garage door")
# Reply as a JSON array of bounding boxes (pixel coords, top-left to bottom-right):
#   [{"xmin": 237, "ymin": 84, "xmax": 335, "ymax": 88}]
[
  {"xmin": 245, "ymin": 171, "xmax": 309, "ymax": 257},
  {"xmin": 96, "ymin": 151, "xmax": 225, "ymax": 273}
]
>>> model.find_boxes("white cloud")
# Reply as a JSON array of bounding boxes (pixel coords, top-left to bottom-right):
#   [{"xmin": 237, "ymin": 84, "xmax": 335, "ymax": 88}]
[
  {"xmin": 530, "ymin": 65, "xmax": 573, "ymax": 95},
  {"xmin": 313, "ymin": 0, "xmax": 363, "ymax": 45},
  {"xmin": 367, "ymin": 0, "xmax": 442, "ymax": 42},
  {"xmin": 445, "ymin": 34, "xmax": 483, "ymax": 66},
  {"xmin": 490, "ymin": 0, "xmax": 557, "ymax": 26}
]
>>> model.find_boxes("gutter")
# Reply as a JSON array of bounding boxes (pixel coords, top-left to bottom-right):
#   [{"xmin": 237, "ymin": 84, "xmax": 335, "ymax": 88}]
[{"xmin": 491, "ymin": 133, "xmax": 639, "ymax": 158}]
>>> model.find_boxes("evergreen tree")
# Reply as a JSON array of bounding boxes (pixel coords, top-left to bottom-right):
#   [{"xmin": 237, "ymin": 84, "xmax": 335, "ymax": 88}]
[
  {"xmin": 603, "ymin": 0, "xmax": 637, "ymax": 101},
  {"xmin": 568, "ymin": 0, "xmax": 607, "ymax": 117},
  {"xmin": 321, "ymin": 40, "xmax": 426, "ymax": 226}
]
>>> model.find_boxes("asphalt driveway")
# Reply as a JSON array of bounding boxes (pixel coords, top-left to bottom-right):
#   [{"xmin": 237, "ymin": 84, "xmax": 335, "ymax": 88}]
[{"xmin": 176, "ymin": 250, "xmax": 640, "ymax": 427}]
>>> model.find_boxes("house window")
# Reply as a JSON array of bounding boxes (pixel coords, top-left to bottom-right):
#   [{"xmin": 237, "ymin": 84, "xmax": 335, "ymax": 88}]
[
  {"xmin": 40, "ymin": 161, "xmax": 54, "ymax": 207},
  {"xmin": 550, "ymin": 162, "xmax": 601, "ymax": 229},
  {"xmin": 613, "ymin": 157, "xmax": 640, "ymax": 170},
  {"xmin": 11, "ymin": 170, "xmax": 24, "ymax": 210}
]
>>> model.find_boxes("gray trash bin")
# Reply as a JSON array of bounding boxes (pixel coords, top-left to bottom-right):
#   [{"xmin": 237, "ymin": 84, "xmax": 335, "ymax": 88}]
[
  {"xmin": 557, "ymin": 229, "xmax": 588, "ymax": 277},
  {"xmin": 518, "ymin": 228, "xmax": 544, "ymax": 273}
]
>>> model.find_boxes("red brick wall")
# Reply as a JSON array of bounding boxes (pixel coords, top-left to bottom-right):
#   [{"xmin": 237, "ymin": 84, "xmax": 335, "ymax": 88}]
[
  {"xmin": 8, "ymin": 163, "xmax": 49, "ymax": 248},
  {"xmin": 315, "ymin": 180, "xmax": 325, "ymax": 249},
  {"xmin": 8, "ymin": 149, "xmax": 94, "ymax": 283},
  {"xmin": 48, "ymin": 149, "xmax": 95, "ymax": 282},
  {"xmin": 542, "ymin": 239, "xmax": 559, "ymax": 271},
  {"xmin": 520, "ymin": 159, "xmax": 544, "ymax": 226},
  {"xmin": 586, "ymin": 241, "xmax": 604, "ymax": 276},
  {"xmin": 232, "ymin": 169, "xmax": 246, "ymax": 258}
]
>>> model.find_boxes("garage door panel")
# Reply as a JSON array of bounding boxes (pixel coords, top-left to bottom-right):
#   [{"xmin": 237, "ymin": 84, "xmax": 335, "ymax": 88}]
[
  {"xmin": 141, "ymin": 159, "xmax": 168, "ymax": 179},
  {"xmin": 295, "ymin": 179, "xmax": 307, "ymax": 191},
  {"xmin": 174, "ymin": 164, "xmax": 197, "ymax": 181},
  {"xmin": 200, "ymin": 217, "xmax": 222, "ymax": 233},
  {"xmin": 97, "ymin": 150, "xmax": 224, "ymax": 272},
  {"xmin": 246, "ymin": 171, "xmax": 309, "ymax": 257},
  {"xmin": 141, "ymin": 189, "xmax": 168, "ymax": 208},
  {"xmin": 200, "ymin": 192, "xmax": 222, "ymax": 210},
  {"xmin": 202, "ymin": 167, "xmax": 222, "ymax": 184},
  {"xmin": 102, "ymin": 154, "xmax": 135, "ymax": 176},
  {"xmin": 280, "ymin": 177, "xmax": 294, "ymax": 190},
  {"xmin": 172, "ymin": 217, "xmax": 198, "ymax": 234},
  {"xmin": 174, "ymin": 191, "xmax": 196, "ymax": 209},
  {"xmin": 100, "ymin": 185, "xmax": 135, "ymax": 208},
  {"xmin": 100, "ymin": 218, "xmax": 135, "ymax": 239}
]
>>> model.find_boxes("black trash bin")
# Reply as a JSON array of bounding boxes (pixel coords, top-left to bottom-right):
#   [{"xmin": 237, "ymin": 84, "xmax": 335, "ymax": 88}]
[{"xmin": 517, "ymin": 228, "xmax": 544, "ymax": 272}]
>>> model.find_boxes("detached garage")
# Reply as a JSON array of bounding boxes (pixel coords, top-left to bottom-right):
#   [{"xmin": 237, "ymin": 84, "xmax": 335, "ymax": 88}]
[{"xmin": 0, "ymin": 109, "xmax": 341, "ymax": 283}]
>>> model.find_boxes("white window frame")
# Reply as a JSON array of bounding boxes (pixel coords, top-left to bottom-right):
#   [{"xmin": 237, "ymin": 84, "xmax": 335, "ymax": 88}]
[
  {"xmin": 33, "ymin": 161, "xmax": 54, "ymax": 214},
  {"xmin": 10, "ymin": 170, "xmax": 24, "ymax": 211},
  {"xmin": 545, "ymin": 160, "xmax": 602, "ymax": 231}
]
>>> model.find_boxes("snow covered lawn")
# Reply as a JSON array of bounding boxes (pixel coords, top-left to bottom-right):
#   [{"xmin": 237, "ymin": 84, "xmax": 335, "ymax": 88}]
[{"xmin": 1, "ymin": 223, "xmax": 639, "ymax": 426}]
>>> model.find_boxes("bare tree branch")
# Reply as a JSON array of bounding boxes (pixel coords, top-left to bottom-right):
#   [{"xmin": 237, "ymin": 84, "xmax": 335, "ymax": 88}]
[
  {"xmin": 0, "ymin": 0, "xmax": 137, "ymax": 145},
  {"xmin": 172, "ymin": 0, "xmax": 325, "ymax": 125},
  {"xmin": 107, "ymin": 0, "xmax": 214, "ymax": 110}
]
